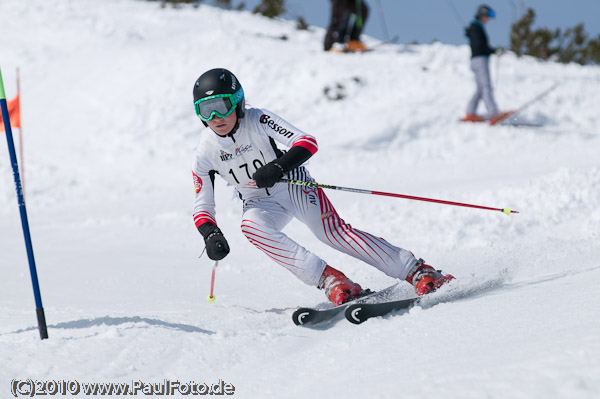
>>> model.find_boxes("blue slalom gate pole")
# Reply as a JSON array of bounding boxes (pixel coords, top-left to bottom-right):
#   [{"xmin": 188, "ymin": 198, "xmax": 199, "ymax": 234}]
[{"xmin": 1, "ymin": 66, "xmax": 48, "ymax": 340}]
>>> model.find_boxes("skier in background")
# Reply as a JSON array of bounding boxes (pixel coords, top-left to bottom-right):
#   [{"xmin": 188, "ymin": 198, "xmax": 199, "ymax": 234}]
[
  {"xmin": 324, "ymin": 0, "xmax": 369, "ymax": 52},
  {"xmin": 462, "ymin": 4, "xmax": 514, "ymax": 125},
  {"xmin": 190, "ymin": 68, "xmax": 453, "ymax": 306}
]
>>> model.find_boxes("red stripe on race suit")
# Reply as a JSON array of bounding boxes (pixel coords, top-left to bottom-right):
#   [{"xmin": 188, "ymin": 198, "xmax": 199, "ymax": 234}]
[
  {"xmin": 194, "ymin": 212, "xmax": 216, "ymax": 227},
  {"xmin": 292, "ymin": 136, "xmax": 318, "ymax": 155}
]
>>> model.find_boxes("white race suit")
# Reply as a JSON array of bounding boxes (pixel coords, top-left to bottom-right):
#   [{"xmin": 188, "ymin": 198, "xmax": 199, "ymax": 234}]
[{"xmin": 192, "ymin": 108, "xmax": 418, "ymax": 287}]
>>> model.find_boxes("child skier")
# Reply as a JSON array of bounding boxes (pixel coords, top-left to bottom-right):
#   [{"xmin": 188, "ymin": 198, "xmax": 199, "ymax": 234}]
[{"xmin": 191, "ymin": 68, "xmax": 453, "ymax": 306}]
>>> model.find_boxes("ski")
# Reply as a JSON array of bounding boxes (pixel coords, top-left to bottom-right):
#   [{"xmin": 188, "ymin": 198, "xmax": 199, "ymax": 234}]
[
  {"xmin": 292, "ymin": 305, "xmax": 347, "ymax": 326},
  {"xmin": 496, "ymin": 82, "xmax": 560, "ymax": 126},
  {"xmin": 458, "ymin": 82, "xmax": 559, "ymax": 126},
  {"xmin": 459, "ymin": 116, "xmax": 544, "ymax": 127},
  {"xmin": 370, "ymin": 35, "xmax": 400, "ymax": 49},
  {"xmin": 458, "ymin": 117, "xmax": 487, "ymax": 123},
  {"xmin": 330, "ymin": 35, "xmax": 400, "ymax": 54},
  {"xmin": 345, "ymin": 296, "xmax": 420, "ymax": 324},
  {"xmin": 499, "ymin": 120, "xmax": 545, "ymax": 127},
  {"xmin": 292, "ymin": 283, "xmax": 400, "ymax": 327}
]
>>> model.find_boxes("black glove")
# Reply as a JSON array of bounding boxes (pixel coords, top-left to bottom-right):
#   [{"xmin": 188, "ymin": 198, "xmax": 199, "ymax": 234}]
[
  {"xmin": 198, "ymin": 222, "xmax": 230, "ymax": 261},
  {"xmin": 253, "ymin": 161, "xmax": 285, "ymax": 188},
  {"xmin": 252, "ymin": 146, "xmax": 314, "ymax": 189}
]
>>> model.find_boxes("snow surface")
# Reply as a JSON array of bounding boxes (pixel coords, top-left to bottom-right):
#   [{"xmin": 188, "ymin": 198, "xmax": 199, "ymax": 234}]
[{"xmin": 1, "ymin": 0, "xmax": 600, "ymax": 398}]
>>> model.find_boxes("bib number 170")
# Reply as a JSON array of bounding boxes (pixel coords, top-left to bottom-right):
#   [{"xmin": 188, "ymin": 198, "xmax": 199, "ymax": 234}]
[{"xmin": 228, "ymin": 159, "xmax": 264, "ymax": 184}]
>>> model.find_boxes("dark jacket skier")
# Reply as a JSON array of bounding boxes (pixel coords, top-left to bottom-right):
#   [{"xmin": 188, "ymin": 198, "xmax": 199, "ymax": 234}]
[
  {"xmin": 462, "ymin": 5, "xmax": 513, "ymax": 124},
  {"xmin": 465, "ymin": 16, "xmax": 496, "ymax": 57},
  {"xmin": 324, "ymin": 0, "xmax": 369, "ymax": 52}
]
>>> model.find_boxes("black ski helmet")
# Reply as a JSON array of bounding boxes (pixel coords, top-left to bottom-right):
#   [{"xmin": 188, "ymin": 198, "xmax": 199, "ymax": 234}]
[
  {"xmin": 475, "ymin": 4, "xmax": 495, "ymax": 19},
  {"xmin": 193, "ymin": 68, "xmax": 245, "ymax": 127}
]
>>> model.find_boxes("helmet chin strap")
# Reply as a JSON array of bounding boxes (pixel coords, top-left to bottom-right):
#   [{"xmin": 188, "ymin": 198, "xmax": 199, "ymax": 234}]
[
  {"xmin": 226, "ymin": 119, "xmax": 240, "ymax": 138},
  {"xmin": 223, "ymin": 106, "xmax": 245, "ymax": 138}
]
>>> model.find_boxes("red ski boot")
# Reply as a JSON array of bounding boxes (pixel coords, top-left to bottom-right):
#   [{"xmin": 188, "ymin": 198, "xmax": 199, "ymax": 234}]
[
  {"xmin": 405, "ymin": 260, "xmax": 454, "ymax": 296},
  {"xmin": 461, "ymin": 113, "xmax": 486, "ymax": 122},
  {"xmin": 489, "ymin": 110, "xmax": 516, "ymax": 125},
  {"xmin": 318, "ymin": 265, "xmax": 363, "ymax": 306}
]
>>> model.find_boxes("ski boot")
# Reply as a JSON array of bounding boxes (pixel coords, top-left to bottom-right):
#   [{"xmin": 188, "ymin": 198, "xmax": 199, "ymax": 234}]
[
  {"xmin": 489, "ymin": 110, "xmax": 516, "ymax": 125},
  {"xmin": 405, "ymin": 260, "xmax": 454, "ymax": 296},
  {"xmin": 318, "ymin": 265, "xmax": 363, "ymax": 306},
  {"xmin": 461, "ymin": 113, "xmax": 486, "ymax": 122},
  {"xmin": 346, "ymin": 40, "xmax": 368, "ymax": 52}
]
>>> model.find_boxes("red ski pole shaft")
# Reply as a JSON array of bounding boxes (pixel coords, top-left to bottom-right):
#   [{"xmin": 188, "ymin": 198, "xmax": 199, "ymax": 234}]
[{"xmin": 283, "ymin": 179, "xmax": 518, "ymax": 215}]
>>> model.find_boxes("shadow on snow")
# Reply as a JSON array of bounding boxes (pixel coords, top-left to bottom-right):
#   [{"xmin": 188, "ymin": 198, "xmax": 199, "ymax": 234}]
[{"xmin": 6, "ymin": 316, "xmax": 214, "ymax": 336}]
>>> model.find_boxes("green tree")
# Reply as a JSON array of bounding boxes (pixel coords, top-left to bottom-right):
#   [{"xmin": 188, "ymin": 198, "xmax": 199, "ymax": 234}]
[
  {"xmin": 586, "ymin": 34, "xmax": 600, "ymax": 64},
  {"xmin": 510, "ymin": 8, "xmax": 600, "ymax": 65},
  {"xmin": 161, "ymin": 0, "xmax": 198, "ymax": 6},
  {"xmin": 215, "ymin": 0, "xmax": 246, "ymax": 10},
  {"xmin": 253, "ymin": 0, "xmax": 285, "ymax": 18}
]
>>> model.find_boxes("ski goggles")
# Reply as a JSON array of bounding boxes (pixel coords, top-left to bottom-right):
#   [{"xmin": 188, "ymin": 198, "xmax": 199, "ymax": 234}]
[
  {"xmin": 488, "ymin": 9, "xmax": 496, "ymax": 18},
  {"xmin": 194, "ymin": 88, "xmax": 244, "ymax": 122}
]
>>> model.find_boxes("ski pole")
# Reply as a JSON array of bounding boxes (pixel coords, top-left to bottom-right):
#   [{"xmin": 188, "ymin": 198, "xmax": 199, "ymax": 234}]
[
  {"xmin": 495, "ymin": 50, "xmax": 501, "ymax": 89},
  {"xmin": 375, "ymin": 0, "xmax": 390, "ymax": 42},
  {"xmin": 446, "ymin": 0, "xmax": 466, "ymax": 27},
  {"xmin": 282, "ymin": 179, "xmax": 518, "ymax": 215},
  {"xmin": 514, "ymin": 82, "xmax": 560, "ymax": 115},
  {"xmin": 2, "ymin": 66, "xmax": 49, "ymax": 339},
  {"xmin": 207, "ymin": 260, "xmax": 218, "ymax": 302}
]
